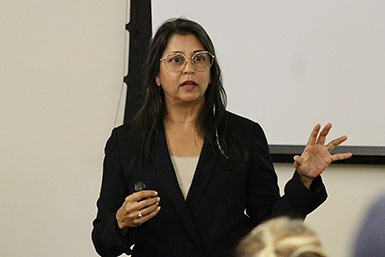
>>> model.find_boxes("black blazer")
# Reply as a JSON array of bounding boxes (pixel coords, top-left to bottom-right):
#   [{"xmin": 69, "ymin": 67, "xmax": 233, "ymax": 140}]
[{"xmin": 92, "ymin": 112, "xmax": 327, "ymax": 257}]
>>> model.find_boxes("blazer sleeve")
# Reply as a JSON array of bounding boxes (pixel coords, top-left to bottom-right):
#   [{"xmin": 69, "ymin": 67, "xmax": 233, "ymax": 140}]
[
  {"xmin": 92, "ymin": 128, "xmax": 134, "ymax": 257},
  {"xmin": 245, "ymin": 123, "xmax": 327, "ymax": 225}
]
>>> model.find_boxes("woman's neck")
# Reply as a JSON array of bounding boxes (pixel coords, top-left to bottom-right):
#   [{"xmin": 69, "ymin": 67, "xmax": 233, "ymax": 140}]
[
  {"xmin": 164, "ymin": 99, "xmax": 204, "ymax": 126},
  {"xmin": 163, "ymin": 101, "xmax": 205, "ymax": 157}
]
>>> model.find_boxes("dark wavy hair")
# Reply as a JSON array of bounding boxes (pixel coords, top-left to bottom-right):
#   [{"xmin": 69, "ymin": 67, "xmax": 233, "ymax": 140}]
[{"xmin": 132, "ymin": 17, "xmax": 247, "ymax": 168}]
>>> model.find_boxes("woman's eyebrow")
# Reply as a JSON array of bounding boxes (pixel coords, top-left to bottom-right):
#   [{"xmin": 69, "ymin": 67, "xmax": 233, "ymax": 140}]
[
  {"xmin": 166, "ymin": 49, "xmax": 205, "ymax": 54},
  {"xmin": 167, "ymin": 50, "xmax": 183, "ymax": 54}
]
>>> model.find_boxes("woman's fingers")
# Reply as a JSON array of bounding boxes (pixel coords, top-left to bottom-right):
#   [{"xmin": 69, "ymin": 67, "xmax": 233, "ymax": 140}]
[
  {"xmin": 327, "ymin": 135, "xmax": 352, "ymax": 161},
  {"xmin": 117, "ymin": 190, "xmax": 161, "ymax": 228},
  {"xmin": 316, "ymin": 123, "xmax": 332, "ymax": 145},
  {"xmin": 138, "ymin": 202, "xmax": 160, "ymax": 218},
  {"xmin": 306, "ymin": 123, "xmax": 336, "ymax": 147},
  {"xmin": 331, "ymin": 152, "xmax": 352, "ymax": 162},
  {"xmin": 137, "ymin": 196, "xmax": 160, "ymax": 209},
  {"xmin": 127, "ymin": 199, "xmax": 160, "ymax": 219},
  {"xmin": 325, "ymin": 135, "xmax": 348, "ymax": 151},
  {"xmin": 127, "ymin": 197, "xmax": 160, "ymax": 218},
  {"xmin": 132, "ymin": 206, "xmax": 161, "ymax": 226},
  {"xmin": 126, "ymin": 190, "xmax": 158, "ymax": 202},
  {"xmin": 307, "ymin": 124, "xmax": 321, "ymax": 145},
  {"xmin": 122, "ymin": 195, "xmax": 157, "ymax": 213},
  {"xmin": 293, "ymin": 155, "xmax": 302, "ymax": 168}
]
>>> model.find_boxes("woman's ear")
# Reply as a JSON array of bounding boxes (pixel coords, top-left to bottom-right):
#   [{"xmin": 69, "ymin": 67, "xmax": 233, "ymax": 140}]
[{"xmin": 155, "ymin": 76, "xmax": 161, "ymax": 86}]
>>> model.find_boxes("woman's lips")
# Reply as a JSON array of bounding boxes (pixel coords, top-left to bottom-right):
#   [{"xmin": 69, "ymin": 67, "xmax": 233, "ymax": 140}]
[
  {"xmin": 182, "ymin": 85, "xmax": 196, "ymax": 90},
  {"xmin": 181, "ymin": 80, "xmax": 197, "ymax": 90}
]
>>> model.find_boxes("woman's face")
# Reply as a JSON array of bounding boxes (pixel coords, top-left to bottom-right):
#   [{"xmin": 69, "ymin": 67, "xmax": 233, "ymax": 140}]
[{"xmin": 156, "ymin": 34, "xmax": 211, "ymax": 106}]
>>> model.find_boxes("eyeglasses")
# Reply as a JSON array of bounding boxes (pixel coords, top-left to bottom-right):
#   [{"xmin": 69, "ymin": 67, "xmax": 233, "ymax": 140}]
[{"xmin": 159, "ymin": 51, "xmax": 215, "ymax": 72}]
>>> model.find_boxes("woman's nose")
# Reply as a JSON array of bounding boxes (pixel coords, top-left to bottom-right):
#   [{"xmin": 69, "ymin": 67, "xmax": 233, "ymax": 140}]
[{"xmin": 182, "ymin": 58, "xmax": 195, "ymax": 73}]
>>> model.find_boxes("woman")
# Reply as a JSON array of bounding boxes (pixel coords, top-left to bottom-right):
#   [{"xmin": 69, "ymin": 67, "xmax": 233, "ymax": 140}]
[
  {"xmin": 236, "ymin": 216, "xmax": 327, "ymax": 257},
  {"xmin": 92, "ymin": 18, "xmax": 352, "ymax": 257}
]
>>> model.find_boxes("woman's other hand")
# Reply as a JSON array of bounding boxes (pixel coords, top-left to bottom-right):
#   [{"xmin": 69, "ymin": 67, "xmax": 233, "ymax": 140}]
[
  {"xmin": 115, "ymin": 190, "xmax": 161, "ymax": 235},
  {"xmin": 293, "ymin": 123, "xmax": 352, "ymax": 189}
]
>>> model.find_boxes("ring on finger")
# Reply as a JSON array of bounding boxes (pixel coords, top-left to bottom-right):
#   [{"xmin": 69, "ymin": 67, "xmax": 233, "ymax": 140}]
[
  {"xmin": 138, "ymin": 210, "xmax": 143, "ymax": 218},
  {"xmin": 325, "ymin": 145, "xmax": 331, "ymax": 152}
]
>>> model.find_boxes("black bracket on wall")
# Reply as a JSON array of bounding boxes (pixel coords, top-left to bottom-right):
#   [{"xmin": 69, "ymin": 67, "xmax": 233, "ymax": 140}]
[{"xmin": 123, "ymin": 0, "xmax": 152, "ymax": 122}]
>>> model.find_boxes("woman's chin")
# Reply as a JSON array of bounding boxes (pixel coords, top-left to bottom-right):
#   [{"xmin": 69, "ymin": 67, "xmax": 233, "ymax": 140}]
[{"xmin": 179, "ymin": 94, "xmax": 204, "ymax": 104}]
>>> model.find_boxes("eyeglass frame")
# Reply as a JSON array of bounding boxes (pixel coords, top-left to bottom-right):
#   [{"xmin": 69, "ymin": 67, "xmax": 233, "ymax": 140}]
[{"xmin": 159, "ymin": 51, "xmax": 215, "ymax": 72}]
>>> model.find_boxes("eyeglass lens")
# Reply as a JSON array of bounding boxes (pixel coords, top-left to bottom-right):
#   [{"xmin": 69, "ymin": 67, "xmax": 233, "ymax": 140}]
[{"xmin": 165, "ymin": 52, "xmax": 213, "ymax": 71}]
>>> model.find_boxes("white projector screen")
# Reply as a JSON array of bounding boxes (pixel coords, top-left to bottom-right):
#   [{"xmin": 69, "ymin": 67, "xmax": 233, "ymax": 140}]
[{"xmin": 152, "ymin": 0, "xmax": 385, "ymax": 148}]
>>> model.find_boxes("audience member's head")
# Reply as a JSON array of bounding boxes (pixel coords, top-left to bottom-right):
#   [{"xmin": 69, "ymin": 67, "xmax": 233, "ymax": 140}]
[
  {"xmin": 236, "ymin": 217, "xmax": 326, "ymax": 257},
  {"xmin": 353, "ymin": 193, "xmax": 385, "ymax": 257}
]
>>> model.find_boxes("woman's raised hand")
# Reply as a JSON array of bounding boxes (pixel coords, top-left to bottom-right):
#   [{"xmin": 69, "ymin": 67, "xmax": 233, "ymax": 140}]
[
  {"xmin": 116, "ymin": 190, "xmax": 161, "ymax": 233},
  {"xmin": 293, "ymin": 123, "xmax": 352, "ymax": 188}
]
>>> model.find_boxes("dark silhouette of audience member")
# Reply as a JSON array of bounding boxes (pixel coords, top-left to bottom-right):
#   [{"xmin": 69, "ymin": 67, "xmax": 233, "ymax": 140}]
[{"xmin": 353, "ymin": 193, "xmax": 385, "ymax": 257}]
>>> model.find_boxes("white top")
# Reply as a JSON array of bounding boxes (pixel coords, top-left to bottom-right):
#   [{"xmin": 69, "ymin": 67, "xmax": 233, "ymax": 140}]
[{"xmin": 170, "ymin": 155, "xmax": 200, "ymax": 200}]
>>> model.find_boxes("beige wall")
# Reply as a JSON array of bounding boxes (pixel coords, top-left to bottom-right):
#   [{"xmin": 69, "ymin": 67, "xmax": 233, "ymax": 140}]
[
  {"xmin": 0, "ymin": 0, "xmax": 127, "ymax": 256},
  {"xmin": 1, "ymin": 0, "xmax": 384, "ymax": 256}
]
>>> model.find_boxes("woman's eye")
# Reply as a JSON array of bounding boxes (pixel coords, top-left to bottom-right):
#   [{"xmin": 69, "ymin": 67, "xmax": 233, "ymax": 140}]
[
  {"xmin": 169, "ymin": 56, "xmax": 183, "ymax": 63},
  {"xmin": 194, "ymin": 54, "xmax": 206, "ymax": 62}
]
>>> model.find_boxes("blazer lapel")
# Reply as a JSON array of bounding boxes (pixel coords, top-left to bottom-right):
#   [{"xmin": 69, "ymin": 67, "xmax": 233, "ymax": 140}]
[
  {"xmin": 186, "ymin": 140, "xmax": 216, "ymax": 209},
  {"xmin": 151, "ymin": 127, "xmax": 202, "ymax": 249}
]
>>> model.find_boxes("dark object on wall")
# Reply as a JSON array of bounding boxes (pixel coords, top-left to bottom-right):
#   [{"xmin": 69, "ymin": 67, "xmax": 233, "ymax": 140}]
[{"xmin": 123, "ymin": 0, "xmax": 152, "ymax": 122}]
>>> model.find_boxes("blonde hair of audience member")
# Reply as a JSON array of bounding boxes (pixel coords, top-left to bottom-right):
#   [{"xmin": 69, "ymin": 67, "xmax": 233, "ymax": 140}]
[{"xmin": 236, "ymin": 217, "xmax": 326, "ymax": 257}]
